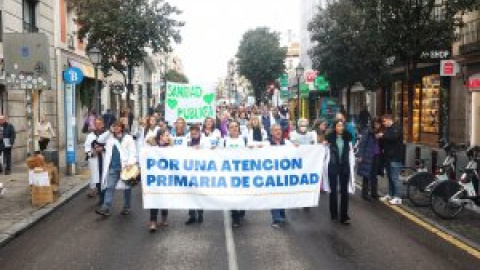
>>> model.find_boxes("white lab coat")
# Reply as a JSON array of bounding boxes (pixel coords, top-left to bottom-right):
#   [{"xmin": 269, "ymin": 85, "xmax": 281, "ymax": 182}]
[
  {"xmin": 321, "ymin": 142, "xmax": 355, "ymax": 194},
  {"xmin": 202, "ymin": 129, "xmax": 222, "ymax": 148},
  {"xmin": 99, "ymin": 132, "xmax": 137, "ymax": 190},
  {"xmin": 247, "ymin": 128, "xmax": 269, "ymax": 147},
  {"xmin": 84, "ymin": 132, "xmax": 103, "ymax": 189}
]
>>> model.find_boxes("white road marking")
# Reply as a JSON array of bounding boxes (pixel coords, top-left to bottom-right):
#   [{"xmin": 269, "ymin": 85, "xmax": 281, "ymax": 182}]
[{"xmin": 224, "ymin": 210, "xmax": 239, "ymax": 270}]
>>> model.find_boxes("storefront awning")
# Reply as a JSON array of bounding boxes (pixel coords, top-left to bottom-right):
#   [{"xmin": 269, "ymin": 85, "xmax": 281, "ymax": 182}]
[{"xmin": 68, "ymin": 59, "xmax": 103, "ymax": 80}]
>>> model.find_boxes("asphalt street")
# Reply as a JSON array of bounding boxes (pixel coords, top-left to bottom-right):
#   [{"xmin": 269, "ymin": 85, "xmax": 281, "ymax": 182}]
[{"xmin": 0, "ymin": 188, "xmax": 479, "ymax": 270}]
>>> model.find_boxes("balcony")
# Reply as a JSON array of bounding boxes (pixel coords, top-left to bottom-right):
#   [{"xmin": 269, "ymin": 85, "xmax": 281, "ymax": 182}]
[{"xmin": 459, "ymin": 19, "xmax": 480, "ymax": 55}]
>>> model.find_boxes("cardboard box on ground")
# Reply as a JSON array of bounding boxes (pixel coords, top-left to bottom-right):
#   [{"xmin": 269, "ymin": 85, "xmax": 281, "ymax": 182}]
[{"xmin": 26, "ymin": 154, "xmax": 60, "ymax": 206}]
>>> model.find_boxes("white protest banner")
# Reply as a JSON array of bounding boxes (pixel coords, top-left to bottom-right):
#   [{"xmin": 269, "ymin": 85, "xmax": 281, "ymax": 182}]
[
  {"xmin": 165, "ymin": 82, "xmax": 216, "ymax": 124},
  {"xmin": 140, "ymin": 145, "xmax": 328, "ymax": 210}
]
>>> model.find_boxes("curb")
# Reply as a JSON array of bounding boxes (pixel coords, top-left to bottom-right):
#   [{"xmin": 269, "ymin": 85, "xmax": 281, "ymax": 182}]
[
  {"xmin": 0, "ymin": 182, "xmax": 89, "ymax": 248},
  {"xmin": 355, "ymin": 181, "xmax": 480, "ymax": 256},
  {"xmin": 397, "ymin": 204, "xmax": 480, "ymax": 252}
]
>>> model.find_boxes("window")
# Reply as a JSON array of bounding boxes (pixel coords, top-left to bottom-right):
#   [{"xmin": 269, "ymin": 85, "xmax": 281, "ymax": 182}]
[{"xmin": 23, "ymin": 0, "xmax": 38, "ymax": 33}]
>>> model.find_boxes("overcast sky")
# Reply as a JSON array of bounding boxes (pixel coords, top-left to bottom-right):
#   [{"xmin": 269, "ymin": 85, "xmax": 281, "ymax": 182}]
[{"xmin": 167, "ymin": 0, "xmax": 301, "ymax": 90}]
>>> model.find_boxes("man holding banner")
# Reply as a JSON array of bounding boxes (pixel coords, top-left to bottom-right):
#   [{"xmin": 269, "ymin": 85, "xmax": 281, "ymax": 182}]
[
  {"xmin": 222, "ymin": 120, "xmax": 248, "ymax": 227},
  {"xmin": 269, "ymin": 124, "xmax": 293, "ymax": 229}
]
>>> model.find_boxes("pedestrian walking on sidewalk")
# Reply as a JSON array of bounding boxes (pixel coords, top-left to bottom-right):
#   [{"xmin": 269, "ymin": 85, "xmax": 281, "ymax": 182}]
[
  {"xmin": 357, "ymin": 117, "xmax": 383, "ymax": 201},
  {"xmin": 148, "ymin": 128, "xmax": 172, "ymax": 232},
  {"xmin": 378, "ymin": 114, "xmax": 404, "ymax": 205},
  {"xmin": 95, "ymin": 121, "xmax": 137, "ymax": 217},
  {"xmin": 35, "ymin": 114, "xmax": 55, "ymax": 152},
  {"xmin": 269, "ymin": 124, "xmax": 293, "ymax": 229},
  {"xmin": 326, "ymin": 120, "xmax": 355, "ymax": 225},
  {"xmin": 85, "ymin": 118, "xmax": 106, "ymax": 202},
  {"xmin": 0, "ymin": 115, "xmax": 16, "ymax": 175},
  {"xmin": 185, "ymin": 124, "xmax": 207, "ymax": 225}
]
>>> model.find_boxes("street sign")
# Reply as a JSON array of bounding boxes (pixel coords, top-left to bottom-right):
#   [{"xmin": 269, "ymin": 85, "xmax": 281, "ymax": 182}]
[
  {"xmin": 300, "ymin": 83, "xmax": 310, "ymax": 98},
  {"xmin": 63, "ymin": 67, "xmax": 84, "ymax": 85},
  {"xmin": 280, "ymin": 86, "xmax": 289, "ymax": 98},
  {"xmin": 280, "ymin": 73, "xmax": 288, "ymax": 87},
  {"xmin": 314, "ymin": 76, "xmax": 330, "ymax": 91}
]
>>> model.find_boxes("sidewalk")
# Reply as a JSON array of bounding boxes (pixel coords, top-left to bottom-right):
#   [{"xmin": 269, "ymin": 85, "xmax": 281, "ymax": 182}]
[
  {"xmin": 0, "ymin": 148, "xmax": 90, "ymax": 247},
  {"xmin": 358, "ymin": 175, "xmax": 480, "ymax": 250}
]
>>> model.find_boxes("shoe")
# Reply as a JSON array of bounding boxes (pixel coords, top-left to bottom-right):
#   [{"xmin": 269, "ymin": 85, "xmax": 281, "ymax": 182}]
[
  {"xmin": 371, "ymin": 194, "xmax": 379, "ymax": 200},
  {"xmin": 389, "ymin": 197, "xmax": 402, "ymax": 205},
  {"xmin": 380, "ymin": 195, "xmax": 392, "ymax": 202},
  {"xmin": 340, "ymin": 220, "xmax": 351, "ymax": 226},
  {"xmin": 95, "ymin": 208, "xmax": 110, "ymax": 216},
  {"xmin": 362, "ymin": 195, "xmax": 372, "ymax": 202},
  {"xmin": 271, "ymin": 222, "xmax": 282, "ymax": 230},
  {"xmin": 120, "ymin": 208, "xmax": 130, "ymax": 215},
  {"xmin": 197, "ymin": 215, "xmax": 203, "ymax": 224},
  {"xmin": 5, "ymin": 171, "xmax": 11, "ymax": 175},
  {"xmin": 185, "ymin": 217, "xmax": 196, "ymax": 225},
  {"xmin": 149, "ymin": 222, "xmax": 157, "ymax": 232}
]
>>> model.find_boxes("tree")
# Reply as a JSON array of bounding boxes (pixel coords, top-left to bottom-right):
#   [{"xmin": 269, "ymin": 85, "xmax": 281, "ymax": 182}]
[
  {"xmin": 236, "ymin": 27, "xmax": 287, "ymax": 105},
  {"xmin": 70, "ymin": 0, "xmax": 183, "ymax": 107},
  {"xmin": 309, "ymin": 0, "xmax": 390, "ymax": 112},
  {"xmin": 356, "ymin": 0, "xmax": 478, "ymax": 141},
  {"xmin": 164, "ymin": 69, "xmax": 189, "ymax": 83}
]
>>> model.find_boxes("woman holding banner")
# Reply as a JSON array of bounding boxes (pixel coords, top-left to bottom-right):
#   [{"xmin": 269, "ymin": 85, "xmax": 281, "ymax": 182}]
[
  {"xmin": 171, "ymin": 118, "xmax": 189, "ymax": 147},
  {"xmin": 326, "ymin": 120, "xmax": 355, "ymax": 225},
  {"xmin": 144, "ymin": 116, "xmax": 160, "ymax": 145},
  {"xmin": 222, "ymin": 120, "xmax": 247, "ymax": 227},
  {"xmin": 147, "ymin": 128, "xmax": 172, "ymax": 232},
  {"xmin": 247, "ymin": 117, "xmax": 268, "ymax": 148},
  {"xmin": 202, "ymin": 117, "xmax": 221, "ymax": 148}
]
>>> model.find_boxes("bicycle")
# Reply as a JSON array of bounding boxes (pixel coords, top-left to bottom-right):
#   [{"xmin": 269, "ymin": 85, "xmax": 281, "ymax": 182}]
[
  {"xmin": 430, "ymin": 146, "xmax": 480, "ymax": 219},
  {"xmin": 405, "ymin": 143, "xmax": 462, "ymax": 207}
]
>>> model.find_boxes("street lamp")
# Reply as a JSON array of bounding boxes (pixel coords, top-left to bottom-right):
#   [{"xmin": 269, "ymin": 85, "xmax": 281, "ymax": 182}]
[
  {"xmin": 295, "ymin": 63, "xmax": 304, "ymax": 122},
  {"xmin": 87, "ymin": 45, "xmax": 102, "ymax": 114}
]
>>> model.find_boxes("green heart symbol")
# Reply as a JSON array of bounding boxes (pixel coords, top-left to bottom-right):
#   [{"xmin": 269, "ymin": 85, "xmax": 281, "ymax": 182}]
[
  {"xmin": 167, "ymin": 99, "xmax": 178, "ymax": 109},
  {"xmin": 203, "ymin": 93, "xmax": 215, "ymax": 105}
]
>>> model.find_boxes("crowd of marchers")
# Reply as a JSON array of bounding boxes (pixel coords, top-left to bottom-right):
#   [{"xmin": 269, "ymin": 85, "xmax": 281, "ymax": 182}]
[{"xmin": 82, "ymin": 103, "xmax": 404, "ymax": 231}]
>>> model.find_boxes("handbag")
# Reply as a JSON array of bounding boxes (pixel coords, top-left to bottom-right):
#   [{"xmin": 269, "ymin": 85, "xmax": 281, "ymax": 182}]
[{"xmin": 121, "ymin": 164, "xmax": 140, "ymax": 187}]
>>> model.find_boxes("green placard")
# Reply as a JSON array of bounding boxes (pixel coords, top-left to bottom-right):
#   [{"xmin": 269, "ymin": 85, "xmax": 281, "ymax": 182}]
[
  {"xmin": 300, "ymin": 83, "xmax": 309, "ymax": 98},
  {"xmin": 314, "ymin": 76, "xmax": 330, "ymax": 91}
]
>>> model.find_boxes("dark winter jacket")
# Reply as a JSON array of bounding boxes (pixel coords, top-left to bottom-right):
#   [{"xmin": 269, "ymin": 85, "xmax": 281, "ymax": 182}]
[
  {"xmin": 382, "ymin": 122, "xmax": 404, "ymax": 163},
  {"xmin": 0, "ymin": 122, "xmax": 16, "ymax": 150},
  {"xmin": 326, "ymin": 131, "xmax": 352, "ymax": 177},
  {"xmin": 357, "ymin": 128, "xmax": 380, "ymax": 178}
]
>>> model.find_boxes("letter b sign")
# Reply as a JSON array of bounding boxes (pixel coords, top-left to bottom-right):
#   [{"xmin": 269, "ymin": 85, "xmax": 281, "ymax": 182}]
[{"xmin": 64, "ymin": 67, "xmax": 84, "ymax": 85}]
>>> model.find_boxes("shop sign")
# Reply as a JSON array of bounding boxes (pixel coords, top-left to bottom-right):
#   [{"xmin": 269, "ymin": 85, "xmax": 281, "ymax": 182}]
[
  {"xmin": 421, "ymin": 50, "xmax": 450, "ymax": 60},
  {"xmin": 467, "ymin": 74, "xmax": 480, "ymax": 92},
  {"xmin": 305, "ymin": 70, "xmax": 317, "ymax": 83},
  {"xmin": 440, "ymin": 60, "xmax": 458, "ymax": 77}
]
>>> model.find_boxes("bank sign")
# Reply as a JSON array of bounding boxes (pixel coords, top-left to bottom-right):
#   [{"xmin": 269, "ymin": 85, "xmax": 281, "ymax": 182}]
[{"xmin": 165, "ymin": 82, "xmax": 216, "ymax": 124}]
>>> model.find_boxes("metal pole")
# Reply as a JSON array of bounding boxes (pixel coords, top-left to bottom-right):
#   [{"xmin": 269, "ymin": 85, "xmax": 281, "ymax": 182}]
[
  {"xmin": 297, "ymin": 77, "xmax": 300, "ymax": 124},
  {"xmin": 94, "ymin": 67, "xmax": 100, "ymax": 114}
]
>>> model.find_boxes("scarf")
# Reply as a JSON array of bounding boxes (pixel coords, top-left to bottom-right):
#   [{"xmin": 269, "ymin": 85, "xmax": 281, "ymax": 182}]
[{"xmin": 252, "ymin": 127, "xmax": 262, "ymax": 142}]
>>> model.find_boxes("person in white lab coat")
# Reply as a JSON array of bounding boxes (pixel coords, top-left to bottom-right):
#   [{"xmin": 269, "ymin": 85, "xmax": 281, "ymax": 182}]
[
  {"xmin": 84, "ymin": 118, "xmax": 107, "ymax": 202},
  {"xmin": 95, "ymin": 121, "xmax": 137, "ymax": 217}
]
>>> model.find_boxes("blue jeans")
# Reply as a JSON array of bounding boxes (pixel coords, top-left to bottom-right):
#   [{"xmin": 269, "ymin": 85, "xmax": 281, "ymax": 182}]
[
  {"xmin": 271, "ymin": 209, "xmax": 286, "ymax": 223},
  {"xmin": 386, "ymin": 161, "xmax": 403, "ymax": 197},
  {"xmin": 101, "ymin": 169, "xmax": 132, "ymax": 210}
]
